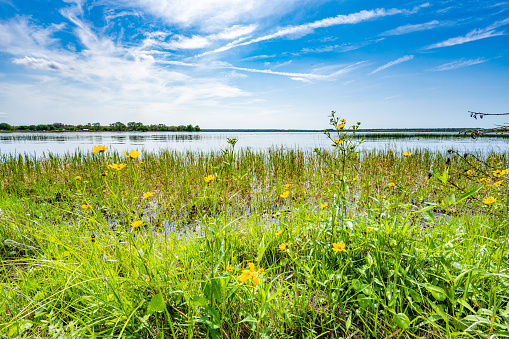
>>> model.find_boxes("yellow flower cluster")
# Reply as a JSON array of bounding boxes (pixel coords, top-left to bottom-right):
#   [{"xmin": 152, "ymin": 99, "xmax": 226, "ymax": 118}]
[
  {"xmin": 142, "ymin": 191, "xmax": 153, "ymax": 199},
  {"xmin": 204, "ymin": 174, "xmax": 215, "ymax": 183},
  {"xmin": 130, "ymin": 220, "xmax": 143, "ymax": 228},
  {"xmin": 279, "ymin": 243, "xmax": 287, "ymax": 251},
  {"xmin": 319, "ymin": 202, "xmax": 328, "ymax": 209},
  {"xmin": 402, "ymin": 152, "xmax": 413, "ymax": 156},
  {"xmin": 237, "ymin": 263, "xmax": 263, "ymax": 286},
  {"xmin": 388, "ymin": 182, "xmax": 396, "ymax": 187},
  {"xmin": 280, "ymin": 191, "xmax": 289, "ymax": 198},
  {"xmin": 334, "ymin": 139, "xmax": 343, "ymax": 145},
  {"xmin": 275, "ymin": 229, "xmax": 283, "ymax": 236},
  {"xmin": 336, "ymin": 123, "xmax": 346, "ymax": 129}
]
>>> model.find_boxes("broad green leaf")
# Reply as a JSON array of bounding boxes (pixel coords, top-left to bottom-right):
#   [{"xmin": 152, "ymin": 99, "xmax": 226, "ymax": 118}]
[
  {"xmin": 147, "ymin": 293, "xmax": 166, "ymax": 314},
  {"xmin": 394, "ymin": 313, "xmax": 411, "ymax": 330},
  {"xmin": 425, "ymin": 284, "xmax": 447, "ymax": 301},
  {"xmin": 190, "ymin": 296, "xmax": 208, "ymax": 307}
]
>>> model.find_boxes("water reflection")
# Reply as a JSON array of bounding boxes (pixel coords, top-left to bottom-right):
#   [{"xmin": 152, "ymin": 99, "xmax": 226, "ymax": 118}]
[{"xmin": 0, "ymin": 131, "xmax": 508, "ymax": 156}]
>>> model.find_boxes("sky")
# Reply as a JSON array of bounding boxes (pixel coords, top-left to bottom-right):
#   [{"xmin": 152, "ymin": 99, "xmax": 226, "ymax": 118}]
[{"xmin": 0, "ymin": 0, "xmax": 508, "ymax": 129}]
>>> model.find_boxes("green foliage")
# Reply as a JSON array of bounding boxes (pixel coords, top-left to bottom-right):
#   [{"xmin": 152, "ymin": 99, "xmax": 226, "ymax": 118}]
[{"xmin": 0, "ymin": 128, "xmax": 508, "ymax": 338}]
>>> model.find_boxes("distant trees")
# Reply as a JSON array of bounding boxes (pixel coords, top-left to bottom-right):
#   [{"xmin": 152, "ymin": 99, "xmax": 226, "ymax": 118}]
[
  {"xmin": 0, "ymin": 123, "xmax": 12, "ymax": 131},
  {"xmin": 1, "ymin": 121, "xmax": 202, "ymax": 132}
]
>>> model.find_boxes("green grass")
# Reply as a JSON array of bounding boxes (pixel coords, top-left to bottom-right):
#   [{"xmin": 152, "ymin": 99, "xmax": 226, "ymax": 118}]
[{"xmin": 0, "ymin": 137, "xmax": 508, "ymax": 338}]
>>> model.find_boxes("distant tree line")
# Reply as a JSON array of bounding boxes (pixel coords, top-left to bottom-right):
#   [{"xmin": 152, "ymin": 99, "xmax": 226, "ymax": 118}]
[{"xmin": 0, "ymin": 122, "xmax": 201, "ymax": 132}]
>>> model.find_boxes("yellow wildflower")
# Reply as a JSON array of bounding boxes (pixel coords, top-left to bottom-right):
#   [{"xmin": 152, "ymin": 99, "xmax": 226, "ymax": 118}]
[
  {"xmin": 280, "ymin": 191, "xmax": 290, "ymax": 198},
  {"xmin": 226, "ymin": 265, "xmax": 232, "ymax": 272},
  {"xmin": 480, "ymin": 178, "xmax": 491, "ymax": 183},
  {"xmin": 497, "ymin": 162, "xmax": 503, "ymax": 166},
  {"xmin": 493, "ymin": 180, "xmax": 503, "ymax": 187},
  {"xmin": 75, "ymin": 176, "xmax": 82, "ymax": 180},
  {"xmin": 142, "ymin": 191, "xmax": 154, "ymax": 199},
  {"xmin": 284, "ymin": 184, "xmax": 290, "ymax": 189},
  {"xmin": 237, "ymin": 270, "xmax": 252, "ymax": 282},
  {"xmin": 334, "ymin": 139, "xmax": 342, "ymax": 144},
  {"xmin": 108, "ymin": 163, "xmax": 127, "ymax": 171},
  {"xmin": 483, "ymin": 197, "xmax": 497, "ymax": 204},
  {"xmin": 340, "ymin": 119, "xmax": 346, "ymax": 122},
  {"xmin": 275, "ymin": 229, "xmax": 283, "ymax": 236},
  {"xmin": 352, "ymin": 177, "xmax": 357, "ymax": 182},
  {"xmin": 237, "ymin": 262, "xmax": 262, "ymax": 286},
  {"xmin": 366, "ymin": 228, "xmax": 374, "ymax": 233},
  {"xmin": 493, "ymin": 170, "xmax": 502, "ymax": 177},
  {"xmin": 122, "ymin": 150, "xmax": 140, "ymax": 159},
  {"xmin": 91, "ymin": 145, "xmax": 108, "ymax": 153},
  {"xmin": 333, "ymin": 241, "xmax": 346, "ymax": 254},
  {"xmin": 252, "ymin": 273, "xmax": 260, "ymax": 286},
  {"xmin": 319, "ymin": 202, "xmax": 328, "ymax": 209},
  {"xmin": 337, "ymin": 123, "xmax": 346, "ymax": 129},
  {"xmin": 501, "ymin": 169, "xmax": 509, "ymax": 175},
  {"xmin": 81, "ymin": 204, "xmax": 90, "ymax": 211},
  {"xmin": 258, "ymin": 268, "xmax": 264, "ymax": 273},
  {"xmin": 388, "ymin": 182, "xmax": 395, "ymax": 187},
  {"xmin": 402, "ymin": 152, "xmax": 413, "ymax": 156},
  {"xmin": 279, "ymin": 243, "xmax": 287, "ymax": 251},
  {"xmin": 466, "ymin": 170, "xmax": 473, "ymax": 175},
  {"xmin": 204, "ymin": 174, "xmax": 215, "ymax": 183},
  {"xmin": 130, "ymin": 220, "xmax": 143, "ymax": 228}
]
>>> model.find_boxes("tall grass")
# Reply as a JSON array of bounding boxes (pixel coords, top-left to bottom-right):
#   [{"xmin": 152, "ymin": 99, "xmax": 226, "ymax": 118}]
[{"xmin": 0, "ymin": 135, "xmax": 508, "ymax": 338}]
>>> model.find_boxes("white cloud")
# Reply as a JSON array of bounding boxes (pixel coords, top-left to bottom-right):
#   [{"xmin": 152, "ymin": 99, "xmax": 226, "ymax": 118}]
[
  {"xmin": 242, "ymin": 54, "xmax": 276, "ymax": 61},
  {"xmin": 12, "ymin": 56, "xmax": 67, "ymax": 71},
  {"xmin": 198, "ymin": 3, "xmax": 430, "ymax": 56},
  {"xmin": 382, "ymin": 20, "xmax": 440, "ymax": 36},
  {"xmin": 426, "ymin": 18, "xmax": 509, "ymax": 49},
  {"xmin": 142, "ymin": 24, "xmax": 257, "ymax": 50},
  {"xmin": 113, "ymin": 0, "xmax": 318, "ymax": 31},
  {"xmin": 210, "ymin": 61, "xmax": 364, "ymax": 82},
  {"xmin": 429, "ymin": 58, "xmax": 487, "ymax": 71},
  {"xmin": 369, "ymin": 55, "xmax": 414, "ymax": 74}
]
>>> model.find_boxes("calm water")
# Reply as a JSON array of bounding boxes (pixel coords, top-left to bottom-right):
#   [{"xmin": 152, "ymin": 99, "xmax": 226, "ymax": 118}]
[{"xmin": 0, "ymin": 131, "xmax": 508, "ymax": 156}]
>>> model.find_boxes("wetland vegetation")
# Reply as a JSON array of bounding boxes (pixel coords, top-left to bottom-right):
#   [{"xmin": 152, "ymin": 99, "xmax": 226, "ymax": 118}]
[{"xmin": 1, "ymin": 114, "xmax": 508, "ymax": 338}]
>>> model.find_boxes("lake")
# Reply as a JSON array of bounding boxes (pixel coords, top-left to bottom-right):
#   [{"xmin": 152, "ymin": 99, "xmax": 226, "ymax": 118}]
[{"xmin": 1, "ymin": 131, "xmax": 509, "ymax": 156}]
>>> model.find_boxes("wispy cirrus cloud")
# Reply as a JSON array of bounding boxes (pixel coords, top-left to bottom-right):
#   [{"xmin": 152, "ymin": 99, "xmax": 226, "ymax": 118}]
[
  {"xmin": 197, "ymin": 3, "xmax": 430, "ymax": 57},
  {"xmin": 369, "ymin": 55, "xmax": 414, "ymax": 74},
  {"xmin": 160, "ymin": 60, "xmax": 364, "ymax": 82},
  {"xmin": 381, "ymin": 20, "xmax": 441, "ymax": 36},
  {"xmin": 426, "ymin": 18, "xmax": 509, "ymax": 49},
  {"xmin": 112, "ymin": 0, "xmax": 320, "ymax": 32},
  {"xmin": 429, "ymin": 58, "xmax": 487, "ymax": 71}
]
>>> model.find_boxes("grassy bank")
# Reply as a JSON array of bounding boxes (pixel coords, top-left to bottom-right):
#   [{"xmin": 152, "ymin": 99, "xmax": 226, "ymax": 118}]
[{"xmin": 1, "ymin": 122, "xmax": 508, "ymax": 338}]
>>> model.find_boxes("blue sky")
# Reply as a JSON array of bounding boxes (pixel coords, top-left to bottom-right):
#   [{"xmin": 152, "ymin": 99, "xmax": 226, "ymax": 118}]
[{"xmin": 0, "ymin": 0, "xmax": 508, "ymax": 129}]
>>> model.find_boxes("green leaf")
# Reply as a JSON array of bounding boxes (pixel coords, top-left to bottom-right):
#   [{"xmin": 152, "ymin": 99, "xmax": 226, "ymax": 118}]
[
  {"xmin": 455, "ymin": 185, "xmax": 483, "ymax": 205},
  {"xmin": 147, "ymin": 293, "xmax": 166, "ymax": 314},
  {"xmin": 425, "ymin": 284, "xmax": 447, "ymax": 301},
  {"xmin": 414, "ymin": 204, "xmax": 436, "ymax": 213},
  {"xmin": 190, "ymin": 296, "xmax": 208, "ymax": 307},
  {"xmin": 345, "ymin": 313, "xmax": 352, "ymax": 332},
  {"xmin": 394, "ymin": 313, "xmax": 411, "ymax": 330}
]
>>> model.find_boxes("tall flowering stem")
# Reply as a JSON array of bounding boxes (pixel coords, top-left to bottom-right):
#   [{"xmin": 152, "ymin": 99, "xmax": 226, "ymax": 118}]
[{"xmin": 323, "ymin": 111, "xmax": 363, "ymax": 240}]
